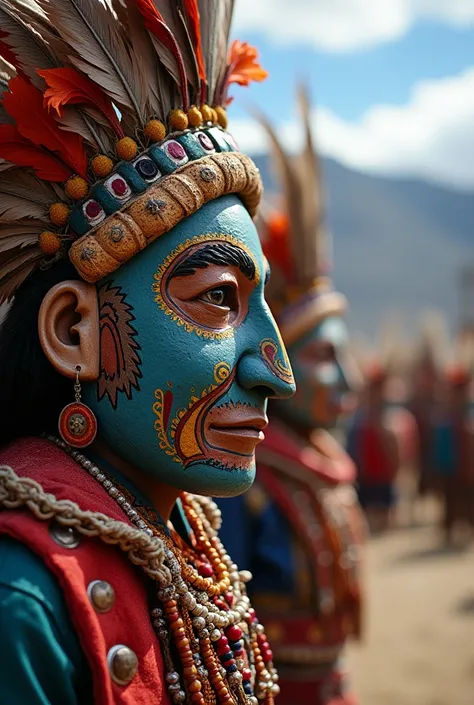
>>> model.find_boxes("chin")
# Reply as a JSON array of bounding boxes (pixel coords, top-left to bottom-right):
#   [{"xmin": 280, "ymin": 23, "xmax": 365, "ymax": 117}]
[{"xmin": 177, "ymin": 460, "xmax": 256, "ymax": 498}]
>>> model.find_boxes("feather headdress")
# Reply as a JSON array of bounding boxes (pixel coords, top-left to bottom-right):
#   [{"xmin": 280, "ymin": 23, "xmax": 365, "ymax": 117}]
[
  {"xmin": 257, "ymin": 86, "xmax": 346, "ymax": 346},
  {"xmin": 0, "ymin": 0, "xmax": 268, "ymax": 302}
]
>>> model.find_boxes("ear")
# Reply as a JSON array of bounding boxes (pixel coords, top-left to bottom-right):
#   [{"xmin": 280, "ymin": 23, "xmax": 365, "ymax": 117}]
[{"xmin": 38, "ymin": 280, "xmax": 99, "ymax": 381}]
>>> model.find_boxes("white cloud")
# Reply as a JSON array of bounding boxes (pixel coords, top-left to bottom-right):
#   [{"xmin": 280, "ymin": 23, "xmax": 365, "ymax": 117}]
[
  {"xmin": 233, "ymin": 0, "xmax": 474, "ymax": 52},
  {"xmin": 231, "ymin": 68, "xmax": 474, "ymax": 190}
]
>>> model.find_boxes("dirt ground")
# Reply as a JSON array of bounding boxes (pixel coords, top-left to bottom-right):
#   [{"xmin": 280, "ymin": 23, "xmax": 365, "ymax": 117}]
[{"xmin": 347, "ymin": 494, "xmax": 474, "ymax": 705}]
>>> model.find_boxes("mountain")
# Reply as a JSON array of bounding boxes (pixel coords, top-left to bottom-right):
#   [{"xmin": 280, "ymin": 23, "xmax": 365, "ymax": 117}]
[{"xmin": 252, "ymin": 154, "xmax": 474, "ymax": 340}]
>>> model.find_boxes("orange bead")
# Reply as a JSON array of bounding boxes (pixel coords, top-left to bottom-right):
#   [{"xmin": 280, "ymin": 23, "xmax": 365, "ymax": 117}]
[
  {"xmin": 191, "ymin": 693, "xmax": 205, "ymax": 704},
  {"xmin": 200, "ymin": 104, "xmax": 213, "ymax": 122},
  {"xmin": 65, "ymin": 176, "xmax": 88, "ymax": 200},
  {"xmin": 169, "ymin": 109, "xmax": 188, "ymax": 131},
  {"xmin": 210, "ymin": 108, "xmax": 218, "ymax": 124},
  {"xmin": 170, "ymin": 618, "xmax": 184, "ymax": 630},
  {"xmin": 49, "ymin": 202, "xmax": 69, "ymax": 227},
  {"xmin": 116, "ymin": 136, "xmax": 138, "ymax": 161},
  {"xmin": 188, "ymin": 680, "xmax": 202, "ymax": 693},
  {"xmin": 215, "ymin": 107, "xmax": 228, "ymax": 129},
  {"xmin": 39, "ymin": 231, "xmax": 61, "ymax": 255},
  {"xmin": 91, "ymin": 154, "xmax": 114, "ymax": 178},
  {"xmin": 183, "ymin": 665, "xmax": 198, "ymax": 678},
  {"xmin": 187, "ymin": 106, "xmax": 203, "ymax": 127},
  {"xmin": 144, "ymin": 119, "xmax": 167, "ymax": 143}
]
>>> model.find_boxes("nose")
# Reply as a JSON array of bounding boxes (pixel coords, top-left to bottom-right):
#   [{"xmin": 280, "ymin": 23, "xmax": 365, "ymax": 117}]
[
  {"xmin": 338, "ymin": 351, "xmax": 364, "ymax": 394},
  {"xmin": 237, "ymin": 313, "xmax": 296, "ymax": 400}
]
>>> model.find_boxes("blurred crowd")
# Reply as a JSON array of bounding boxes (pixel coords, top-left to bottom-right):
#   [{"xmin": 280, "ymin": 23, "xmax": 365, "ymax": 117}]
[{"xmin": 346, "ymin": 315, "xmax": 474, "ymax": 543}]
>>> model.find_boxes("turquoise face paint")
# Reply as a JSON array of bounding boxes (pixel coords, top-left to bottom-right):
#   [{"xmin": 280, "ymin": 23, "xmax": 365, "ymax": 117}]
[
  {"xmin": 84, "ymin": 195, "xmax": 295, "ymax": 497},
  {"xmin": 282, "ymin": 314, "xmax": 351, "ymax": 429}
]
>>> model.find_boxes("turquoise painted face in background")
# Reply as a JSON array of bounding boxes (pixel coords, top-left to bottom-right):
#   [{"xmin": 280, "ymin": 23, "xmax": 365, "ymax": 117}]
[
  {"xmin": 283, "ymin": 315, "xmax": 351, "ymax": 429},
  {"xmin": 83, "ymin": 195, "xmax": 295, "ymax": 497}
]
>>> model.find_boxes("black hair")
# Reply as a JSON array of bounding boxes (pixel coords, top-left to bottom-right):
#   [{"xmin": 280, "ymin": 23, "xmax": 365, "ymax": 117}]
[
  {"xmin": 170, "ymin": 241, "xmax": 256, "ymax": 281},
  {"xmin": 0, "ymin": 261, "xmax": 79, "ymax": 447}
]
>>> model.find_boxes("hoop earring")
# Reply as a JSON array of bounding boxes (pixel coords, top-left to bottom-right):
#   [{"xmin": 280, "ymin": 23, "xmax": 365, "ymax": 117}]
[{"xmin": 58, "ymin": 365, "xmax": 98, "ymax": 448}]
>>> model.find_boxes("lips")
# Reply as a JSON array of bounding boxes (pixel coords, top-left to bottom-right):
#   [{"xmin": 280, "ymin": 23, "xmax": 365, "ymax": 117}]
[{"xmin": 205, "ymin": 406, "xmax": 268, "ymax": 457}]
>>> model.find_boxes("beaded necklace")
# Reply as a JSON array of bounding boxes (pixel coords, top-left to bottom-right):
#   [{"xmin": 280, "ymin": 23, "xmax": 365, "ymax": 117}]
[{"xmin": 47, "ymin": 435, "xmax": 279, "ymax": 705}]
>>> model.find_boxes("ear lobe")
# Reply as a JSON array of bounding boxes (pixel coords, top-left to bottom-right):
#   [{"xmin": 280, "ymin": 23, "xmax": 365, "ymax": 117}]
[{"xmin": 38, "ymin": 280, "xmax": 99, "ymax": 381}]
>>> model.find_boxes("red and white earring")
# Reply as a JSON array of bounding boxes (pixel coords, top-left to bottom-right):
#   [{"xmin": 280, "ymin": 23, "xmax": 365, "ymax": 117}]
[{"xmin": 58, "ymin": 365, "xmax": 98, "ymax": 448}]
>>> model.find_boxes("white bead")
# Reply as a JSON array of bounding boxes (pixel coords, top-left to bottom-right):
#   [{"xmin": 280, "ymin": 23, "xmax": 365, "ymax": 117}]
[{"xmin": 193, "ymin": 617, "xmax": 206, "ymax": 631}]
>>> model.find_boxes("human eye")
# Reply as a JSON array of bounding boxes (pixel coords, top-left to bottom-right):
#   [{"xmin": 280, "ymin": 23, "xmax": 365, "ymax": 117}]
[{"xmin": 197, "ymin": 285, "xmax": 236, "ymax": 309}]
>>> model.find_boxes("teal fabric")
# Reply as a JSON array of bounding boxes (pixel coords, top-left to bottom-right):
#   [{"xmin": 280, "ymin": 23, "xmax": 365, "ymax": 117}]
[
  {"xmin": 0, "ymin": 452, "xmax": 193, "ymax": 703},
  {"xmin": 0, "ymin": 536, "xmax": 91, "ymax": 704}
]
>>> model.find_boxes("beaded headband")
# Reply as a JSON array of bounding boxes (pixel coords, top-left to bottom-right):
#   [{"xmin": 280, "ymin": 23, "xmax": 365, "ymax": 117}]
[{"xmin": 0, "ymin": 0, "xmax": 267, "ymax": 301}]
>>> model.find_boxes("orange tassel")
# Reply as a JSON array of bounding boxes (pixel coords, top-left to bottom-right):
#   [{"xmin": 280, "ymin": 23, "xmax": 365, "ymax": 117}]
[
  {"xmin": 37, "ymin": 67, "xmax": 124, "ymax": 138},
  {"xmin": 0, "ymin": 125, "xmax": 71, "ymax": 182},
  {"xmin": 3, "ymin": 77, "xmax": 87, "ymax": 178},
  {"xmin": 227, "ymin": 40, "xmax": 268, "ymax": 88}
]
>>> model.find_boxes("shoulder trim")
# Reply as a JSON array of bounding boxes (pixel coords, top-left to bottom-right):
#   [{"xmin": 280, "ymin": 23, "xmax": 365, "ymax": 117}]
[{"xmin": 0, "ymin": 465, "xmax": 169, "ymax": 584}]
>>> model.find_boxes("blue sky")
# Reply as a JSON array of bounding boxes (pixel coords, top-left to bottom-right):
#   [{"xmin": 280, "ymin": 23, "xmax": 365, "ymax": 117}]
[
  {"xmin": 227, "ymin": 4, "xmax": 474, "ymax": 190},
  {"xmin": 230, "ymin": 22, "xmax": 474, "ymax": 121}
]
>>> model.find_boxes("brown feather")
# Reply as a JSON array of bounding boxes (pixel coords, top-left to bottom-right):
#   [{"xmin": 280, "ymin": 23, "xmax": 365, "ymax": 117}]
[
  {"xmin": 0, "ymin": 244, "xmax": 42, "ymax": 278},
  {"xmin": 37, "ymin": 0, "xmax": 143, "ymax": 126},
  {"xmin": 0, "ymin": 2, "xmax": 57, "ymax": 89},
  {"xmin": 0, "ymin": 232, "xmax": 39, "ymax": 251},
  {"xmin": 151, "ymin": 0, "xmax": 197, "ymax": 87},
  {"xmin": 112, "ymin": 0, "xmax": 162, "ymax": 117},
  {"xmin": 255, "ymin": 108, "xmax": 307, "ymax": 283},
  {"xmin": 0, "ymin": 196, "xmax": 48, "ymax": 221},
  {"xmin": 296, "ymin": 85, "xmax": 325, "ymax": 281},
  {"xmin": 58, "ymin": 106, "xmax": 115, "ymax": 153},
  {"xmin": 200, "ymin": 0, "xmax": 234, "ymax": 104},
  {"xmin": 257, "ymin": 87, "xmax": 328, "ymax": 286},
  {"xmin": 0, "ymin": 256, "xmax": 38, "ymax": 302}
]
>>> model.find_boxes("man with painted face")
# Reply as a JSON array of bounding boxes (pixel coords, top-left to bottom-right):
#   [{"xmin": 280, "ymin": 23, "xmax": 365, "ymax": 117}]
[
  {"xmin": 218, "ymin": 89, "xmax": 365, "ymax": 705},
  {"xmin": 0, "ymin": 2, "xmax": 295, "ymax": 704}
]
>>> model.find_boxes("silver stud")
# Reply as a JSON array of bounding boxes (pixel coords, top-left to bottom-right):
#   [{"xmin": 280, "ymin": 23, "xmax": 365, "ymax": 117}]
[
  {"xmin": 107, "ymin": 644, "xmax": 138, "ymax": 685},
  {"xmin": 87, "ymin": 580, "xmax": 115, "ymax": 613},
  {"xmin": 49, "ymin": 521, "xmax": 80, "ymax": 549}
]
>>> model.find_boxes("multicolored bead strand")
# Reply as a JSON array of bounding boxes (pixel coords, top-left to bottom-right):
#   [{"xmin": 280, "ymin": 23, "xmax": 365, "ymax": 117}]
[{"xmin": 45, "ymin": 435, "xmax": 278, "ymax": 705}]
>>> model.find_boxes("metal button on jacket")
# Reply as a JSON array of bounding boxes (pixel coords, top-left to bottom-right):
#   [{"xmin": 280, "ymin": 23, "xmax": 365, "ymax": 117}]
[
  {"xmin": 88, "ymin": 580, "xmax": 116, "ymax": 613},
  {"xmin": 49, "ymin": 521, "xmax": 81, "ymax": 548},
  {"xmin": 108, "ymin": 645, "xmax": 139, "ymax": 685}
]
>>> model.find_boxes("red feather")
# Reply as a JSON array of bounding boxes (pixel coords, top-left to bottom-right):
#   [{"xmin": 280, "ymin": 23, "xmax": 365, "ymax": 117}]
[
  {"xmin": 135, "ymin": 0, "xmax": 189, "ymax": 111},
  {"xmin": 0, "ymin": 124, "xmax": 71, "ymax": 181},
  {"xmin": 3, "ymin": 77, "xmax": 87, "ymax": 178},
  {"xmin": 182, "ymin": 0, "xmax": 206, "ymax": 85},
  {"xmin": 37, "ymin": 67, "xmax": 124, "ymax": 138}
]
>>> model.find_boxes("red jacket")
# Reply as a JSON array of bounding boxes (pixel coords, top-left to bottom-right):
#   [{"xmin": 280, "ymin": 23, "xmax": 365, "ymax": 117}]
[{"xmin": 0, "ymin": 437, "xmax": 170, "ymax": 705}]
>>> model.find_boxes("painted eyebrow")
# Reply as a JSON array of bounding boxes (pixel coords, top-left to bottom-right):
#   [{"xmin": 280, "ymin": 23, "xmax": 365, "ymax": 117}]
[{"xmin": 169, "ymin": 242, "xmax": 256, "ymax": 281}]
